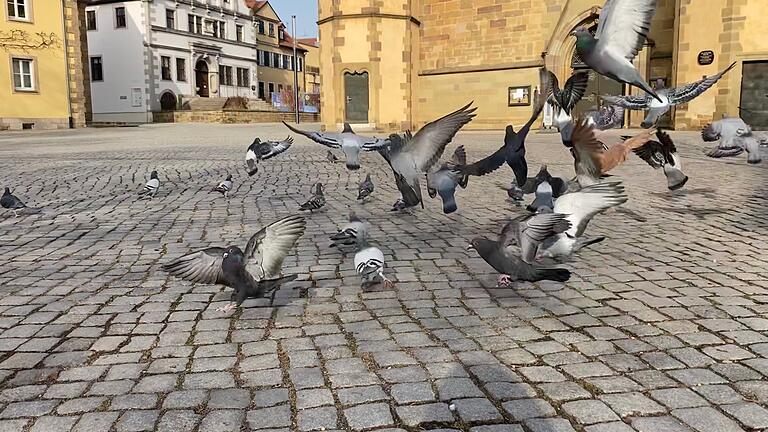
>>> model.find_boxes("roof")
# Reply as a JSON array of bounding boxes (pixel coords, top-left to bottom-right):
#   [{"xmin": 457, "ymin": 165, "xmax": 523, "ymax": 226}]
[
  {"xmin": 297, "ymin": 38, "xmax": 318, "ymax": 48},
  {"xmin": 279, "ymin": 32, "xmax": 308, "ymax": 52},
  {"xmin": 244, "ymin": 0, "xmax": 267, "ymax": 10}
]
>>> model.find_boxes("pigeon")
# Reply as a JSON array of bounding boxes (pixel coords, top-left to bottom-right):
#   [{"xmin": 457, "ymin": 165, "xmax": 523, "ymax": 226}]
[
  {"xmin": 330, "ymin": 212, "xmax": 367, "ymax": 248},
  {"xmin": 162, "ymin": 215, "xmax": 306, "ymax": 312},
  {"xmin": 427, "ymin": 146, "xmax": 473, "ymax": 214},
  {"xmin": 631, "ymin": 130, "xmax": 689, "ymax": 190},
  {"xmin": 283, "ymin": 122, "xmax": 388, "ymax": 170},
  {"xmin": 520, "ymin": 165, "xmax": 568, "ymax": 198},
  {"xmin": 379, "ymin": 102, "xmax": 477, "ymax": 208},
  {"xmin": 499, "ymin": 182, "xmax": 525, "ymax": 202},
  {"xmin": 357, "ymin": 174, "xmax": 374, "ymax": 201},
  {"xmin": 585, "ymin": 105, "xmax": 625, "ymax": 130},
  {"xmin": 603, "ymin": 62, "xmax": 736, "ymax": 128},
  {"xmin": 299, "ymin": 182, "xmax": 326, "ymax": 212},
  {"xmin": 527, "ymin": 181, "xmax": 555, "ymax": 213},
  {"xmin": 702, "ymin": 116, "xmax": 762, "ymax": 164},
  {"xmin": 1, "ymin": 187, "xmax": 41, "ymax": 217},
  {"xmin": 211, "ymin": 175, "xmax": 233, "ymax": 198},
  {"xmin": 138, "ymin": 170, "xmax": 159, "ymax": 199},
  {"xmin": 571, "ymin": 0, "xmax": 662, "ymax": 102},
  {"xmin": 327, "ymin": 150, "xmax": 341, "ymax": 163},
  {"xmin": 500, "ymin": 213, "xmax": 572, "ymax": 264},
  {"xmin": 467, "ymin": 235, "xmax": 571, "ymax": 287},
  {"xmin": 456, "ymin": 70, "xmax": 549, "ymax": 187},
  {"xmin": 245, "ymin": 137, "xmax": 293, "ymax": 176},
  {"xmin": 538, "ymin": 182, "xmax": 628, "ymax": 259},
  {"xmin": 353, "ymin": 231, "xmax": 393, "ymax": 290},
  {"xmin": 570, "ymin": 119, "xmax": 656, "ymax": 186},
  {"xmin": 547, "ymin": 70, "xmax": 590, "ymax": 115}
]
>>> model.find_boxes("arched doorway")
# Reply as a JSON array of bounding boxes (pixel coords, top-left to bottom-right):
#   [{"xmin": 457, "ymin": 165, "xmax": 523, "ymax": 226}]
[
  {"xmin": 344, "ymin": 71, "xmax": 369, "ymax": 123},
  {"xmin": 160, "ymin": 91, "xmax": 177, "ymax": 110},
  {"xmin": 195, "ymin": 60, "xmax": 209, "ymax": 97}
]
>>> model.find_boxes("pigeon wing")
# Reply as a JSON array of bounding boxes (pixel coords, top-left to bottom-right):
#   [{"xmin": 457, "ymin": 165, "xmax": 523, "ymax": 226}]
[
  {"xmin": 282, "ymin": 122, "xmax": 340, "ymax": 148},
  {"xmin": 518, "ymin": 213, "xmax": 572, "ymax": 263},
  {"xmin": 602, "ymin": 94, "xmax": 650, "ymax": 110},
  {"xmin": 559, "ymin": 71, "xmax": 590, "ymax": 113},
  {"xmin": 403, "ymin": 102, "xmax": 477, "ymax": 173},
  {"xmin": 600, "ymin": 128, "xmax": 656, "ymax": 173},
  {"xmin": 669, "ymin": 62, "xmax": 737, "ymax": 105},
  {"xmin": 261, "ymin": 137, "xmax": 293, "ymax": 160},
  {"xmin": 554, "ymin": 182, "xmax": 628, "ymax": 237},
  {"xmin": 245, "ymin": 215, "xmax": 306, "ymax": 279},
  {"xmin": 570, "ymin": 119, "xmax": 604, "ymax": 179},
  {"xmin": 162, "ymin": 248, "xmax": 229, "ymax": 286},
  {"xmin": 595, "ymin": 0, "xmax": 659, "ymax": 61}
]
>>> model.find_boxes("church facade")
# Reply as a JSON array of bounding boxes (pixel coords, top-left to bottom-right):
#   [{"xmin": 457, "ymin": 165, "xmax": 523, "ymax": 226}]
[{"xmin": 318, "ymin": 0, "xmax": 768, "ymax": 132}]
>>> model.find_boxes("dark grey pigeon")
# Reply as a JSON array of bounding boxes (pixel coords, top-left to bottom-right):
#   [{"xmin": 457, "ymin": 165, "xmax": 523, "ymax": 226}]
[
  {"xmin": 467, "ymin": 236, "xmax": 571, "ymax": 287},
  {"xmin": 283, "ymin": 122, "xmax": 388, "ymax": 170},
  {"xmin": 163, "ymin": 215, "xmax": 306, "ymax": 312},
  {"xmin": 630, "ymin": 130, "xmax": 689, "ymax": 190},
  {"xmin": 547, "ymin": 70, "xmax": 590, "ymax": 115},
  {"xmin": 357, "ymin": 174, "xmax": 374, "ymax": 201},
  {"xmin": 246, "ymin": 137, "xmax": 293, "ymax": 176},
  {"xmin": 2, "ymin": 187, "xmax": 41, "ymax": 217},
  {"xmin": 299, "ymin": 183, "xmax": 326, "ymax": 212},
  {"xmin": 521, "ymin": 165, "xmax": 568, "ymax": 198},
  {"xmin": 603, "ymin": 62, "xmax": 736, "ymax": 128},
  {"xmin": 571, "ymin": 0, "xmax": 662, "ymax": 102}
]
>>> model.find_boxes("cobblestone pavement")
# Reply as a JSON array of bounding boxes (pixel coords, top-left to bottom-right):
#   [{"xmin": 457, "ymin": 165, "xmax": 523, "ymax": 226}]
[{"xmin": 0, "ymin": 122, "xmax": 767, "ymax": 432}]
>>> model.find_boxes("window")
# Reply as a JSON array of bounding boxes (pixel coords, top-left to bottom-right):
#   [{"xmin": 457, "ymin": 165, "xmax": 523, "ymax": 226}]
[
  {"xmin": 262, "ymin": 51, "xmax": 270, "ymax": 67},
  {"xmin": 90, "ymin": 57, "xmax": 103, "ymax": 81},
  {"xmin": 86, "ymin": 10, "xmax": 96, "ymax": 30},
  {"xmin": 268, "ymin": 23, "xmax": 274, "ymax": 36},
  {"xmin": 165, "ymin": 9, "xmax": 175, "ymax": 29},
  {"xmin": 278, "ymin": 84, "xmax": 283, "ymax": 93},
  {"xmin": 236, "ymin": 67, "xmax": 249, "ymax": 87},
  {"xmin": 268, "ymin": 82, "xmax": 274, "ymax": 95},
  {"xmin": 283, "ymin": 55, "xmax": 290, "ymax": 70},
  {"xmin": 278, "ymin": 28, "xmax": 284, "ymax": 40},
  {"xmin": 272, "ymin": 53, "xmax": 279, "ymax": 68},
  {"xmin": 11, "ymin": 58, "xmax": 34, "ymax": 91},
  {"xmin": 219, "ymin": 65, "xmax": 232, "ymax": 86},
  {"xmin": 7, "ymin": 0, "xmax": 28, "ymax": 20},
  {"xmin": 236, "ymin": 24, "xmax": 243, "ymax": 42},
  {"xmin": 257, "ymin": 20, "xmax": 264, "ymax": 34},
  {"xmin": 161, "ymin": 56, "xmax": 171, "ymax": 80},
  {"xmin": 258, "ymin": 81, "xmax": 264, "ymax": 99},
  {"xmin": 297, "ymin": 57, "xmax": 303, "ymax": 72},
  {"xmin": 188, "ymin": 14, "xmax": 202, "ymax": 34},
  {"xmin": 176, "ymin": 58, "xmax": 186, "ymax": 82},
  {"xmin": 115, "ymin": 6, "xmax": 126, "ymax": 28}
]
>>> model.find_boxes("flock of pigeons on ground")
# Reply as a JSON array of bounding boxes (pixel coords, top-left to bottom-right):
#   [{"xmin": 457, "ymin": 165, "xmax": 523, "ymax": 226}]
[{"xmin": 2, "ymin": 0, "xmax": 765, "ymax": 313}]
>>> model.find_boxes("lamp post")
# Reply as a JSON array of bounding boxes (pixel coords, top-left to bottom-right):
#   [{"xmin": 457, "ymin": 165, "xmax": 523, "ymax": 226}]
[{"xmin": 292, "ymin": 15, "xmax": 300, "ymax": 124}]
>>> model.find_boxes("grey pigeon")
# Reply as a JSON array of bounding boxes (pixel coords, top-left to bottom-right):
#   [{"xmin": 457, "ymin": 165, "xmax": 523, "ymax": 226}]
[
  {"xmin": 211, "ymin": 174, "xmax": 233, "ymax": 198},
  {"xmin": 327, "ymin": 150, "xmax": 341, "ymax": 163},
  {"xmin": 138, "ymin": 170, "xmax": 159, "ymax": 199},
  {"xmin": 521, "ymin": 165, "xmax": 568, "ymax": 198},
  {"xmin": 299, "ymin": 182, "xmax": 326, "ymax": 212},
  {"xmin": 283, "ymin": 122, "xmax": 388, "ymax": 170},
  {"xmin": 357, "ymin": 174, "xmax": 374, "ymax": 201},
  {"xmin": 2, "ymin": 187, "xmax": 41, "ymax": 217},
  {"xmin": 380, "ymin": 102, "xmax": 477, "ymax": 209},
  {"xmin": 538, "ymin": 182, "xmax": 627, "ymax": 259},
  {"xmin": 246, "ymin": 137, "xmax": 293, "ymax": 176},
  {"xmin": 467, "ymin": 236, "xmax": 571, "ymax": 287},
  {"xmin": 330, "ymin": 212, "xmax": 367, "ymax": 248},
  {"xmin": 547, "ymin": 70, "xmax": 590, "ymax": 115},
  {"xmin": 631, "ymin": 130, "xmax": 689, "ymax": 190},
  {"xmin": 501, "ymin": 212, "xmax": 572, "ymax": 264},
  {"xmin": 500, "ymin": 182, "xmax": 525, "ymax": 202},
  {"xmin": 702, "ymin": 117, "xmax": 761, "ymax": 164},
  {"xmin": 354, "ymin": 230, "xmax": 393, "ymax": 290},
  {"xmin": 527, "ymin": 181, "xmax": 555, "ymax": 213},
  {"xmin": 603, "ymin": 62, "xmax": 736, "ymax": 128},
  {"xmin": 163, "ymin": 215, "xmax": 306, "ymax": 312},
  {"xmin": 571, "ymin": 0, "xmax": 662, "ymax": 102},
  {"xmin": 427, "ymin": 146, "xmax": 470, "ymax": 214}
]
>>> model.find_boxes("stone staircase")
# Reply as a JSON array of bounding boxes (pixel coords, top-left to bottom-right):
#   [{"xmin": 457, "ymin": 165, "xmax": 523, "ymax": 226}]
[{"xmin": 181, "ymin": 96, "xmax": 227, "ymax": 111}]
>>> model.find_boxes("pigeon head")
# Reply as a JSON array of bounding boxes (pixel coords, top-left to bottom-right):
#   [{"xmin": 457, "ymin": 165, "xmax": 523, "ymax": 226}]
[
  {"xmin": 348, "ymin": 211, "xmax": 360, "ymax": 222},
  {"xmin": 226, "ymin": 174, "xmax": 233, "ymax": 181},
  {"xmin": 467, "ymin": 238, "xmax": 493, "ymax": 255},
  {"xmin": 315, "ymin": 183, "xmax": 324, "ymax": 195},
  {"xmin": 391, "ymin": 198, "xmax": 407, "ymax": 212},
  {"xmin": 222, "ymin": 246, "xmax": 245, "ymax": 269},
  {"xmin": 3, "ymin": 187, "xmax": 9, "ymax": 196},
  {"xmin": 570, "ymin": 28, "xmax": 594, "ymax": 50},
  {"xmin": 150, "ymin": 171, "xmax": 158, "ymax": 179}
]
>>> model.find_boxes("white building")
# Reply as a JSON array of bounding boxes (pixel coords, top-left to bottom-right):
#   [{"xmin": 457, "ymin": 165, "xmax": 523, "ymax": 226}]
[{"xmin": 85, "ymin": 0, "xmax": 260, "ymax": 123}]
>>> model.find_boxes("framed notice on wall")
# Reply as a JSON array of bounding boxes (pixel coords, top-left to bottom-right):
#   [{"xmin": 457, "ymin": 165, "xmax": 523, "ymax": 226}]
[
  {"xmin": 508, "ymin": 86, "xmax": 531, "ymax": 107},
  {"xmin": 131, "ymin": 88, "xmax": 143, "ymax": 107}
]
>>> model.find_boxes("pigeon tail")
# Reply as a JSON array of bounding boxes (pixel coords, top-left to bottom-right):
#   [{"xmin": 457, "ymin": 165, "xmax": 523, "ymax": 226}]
[
  {"xmin": 573, "ymin": 236, "xmax": 605, "ymax": 253},
  {"xmin": 663, "ymin": 166, "xmax": 689, "ymax": 190},
  {"xmin": 530, "ymin": 266, "xmax": 571, "ymax": 283}
]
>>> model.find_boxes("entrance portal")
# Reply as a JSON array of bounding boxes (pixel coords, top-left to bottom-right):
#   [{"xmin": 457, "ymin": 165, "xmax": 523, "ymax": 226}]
[
  {"xmin": 195, "ymin": 60, "xmax": 209, "ymax": 97},
  {"xmin": 344, "ymin": 72, "xmax": 369, "ymax": 123}
]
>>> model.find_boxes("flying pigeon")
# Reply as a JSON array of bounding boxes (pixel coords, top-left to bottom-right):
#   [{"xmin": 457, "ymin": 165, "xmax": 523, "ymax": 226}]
[
  {"xmin": 379, "ymin": 102, "xmax": 477, "ymax": 208},
  {"xmin": 330, "ymin": 212, "xmax": 367, "ymax": 248},
  {"xmin": 603, "ymin": 62, "xmax": 736, "ymax": 128},
  {"xmin": 211, "ymin": 175, "xmax": 233, "ymax": 198},
  {"xmin": 426, "ymin": 146, "xmax": 472, "ymax": 214},
  {"xmin": 501, "ymin": 213, "xmax": 572, "ymax": 264},
  {"xmin": 357, "ymin": 174, "xmax": 374, "ymax": 201},
  {"xmin": 585, "ymin": 105, "xmax": 625, "ymax": 130},
  {"xmin": 354, "ymin": 230, "xmax": 393, "ymax": 290},
  {"xmin": 631, "ymin": 130, "xmax": 689, "ymax": 190},
  {"xmin": 327, "ymin": 150, "xmax": 341, "ymax": 163},
  {"xmin": 702, "ymin": 116, "xmax": 762, "ymax": 164},
  {"xmin": 1, "ymin": 188, "xmax": 41, "ymax": 217},
  {"xmin": 162, "ymin": 215, "xmax": 306, "ymax": 312},
  {"xmin": 283, "ymin": 122, "xmax": 388, "ymax": 170},
  {"xmin": 538, "ymin": 182, "xmax": 628, "ymax": 259},
  {"xmin": 467, "ymin": 235, "xmax": 571, "ymax": 287},
  {"xmin": 570, "ymin": 119, "xmax": 656, "ymax": 186},
  {"xmin": 246, "ymin": 137, "xmax": 293, "ymax": 176},
  {"xmin": 547, "ymin": 70, "xmax": 590, "ymax": 115},
  {"xmin": 138, "ymin": 170, "xmax": 159, "ymax": 199},
  {"xmin": 381, "ymin": 150, "xmax": 421, "ymax": 212},
  {"xmin": 520, "ymin": 165, "xmax": 569, "ymax": 198},
  {"xmin": 571, "ymin": 0, "xmax": 662, "ymax": 102},
  {"xmin": 299, "ymin": 182, "xmax": 326, "ymax": 212}
]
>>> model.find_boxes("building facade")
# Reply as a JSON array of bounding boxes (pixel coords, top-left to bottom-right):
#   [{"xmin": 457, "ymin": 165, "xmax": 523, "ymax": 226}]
[
  {"xmin": 0, "ymin": 0, "xmax": 91, "ymax": 130},
  {"xmin": 318, "ymin": 0, "xmax": 768, "ymax": 132},
  {"xmin": 298, "ymin": 38, "xmax": 320, "ymax": 95},
  {"xmin": 85, "ymin": 0, "xmax": 307, "ymax": 123}
]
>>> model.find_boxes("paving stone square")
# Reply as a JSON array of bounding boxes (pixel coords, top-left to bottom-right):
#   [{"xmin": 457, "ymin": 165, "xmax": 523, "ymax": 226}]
[{"xmin": 0, "ymin": 123, "xmax": 766, "ymax": 431}]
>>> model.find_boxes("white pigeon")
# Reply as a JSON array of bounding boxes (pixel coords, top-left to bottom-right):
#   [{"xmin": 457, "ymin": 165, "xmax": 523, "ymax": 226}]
[
  {"xmin": 330, "ymin": 212, "xmax": 367, "ymax": 248},
  {"xmin": 538, "ymin": 182, "xmax": 628, "ymax": 258},
  {"xmin": 703, "ymin": 116, "xmax": 762, "ymax": 164},
  {"xmin": 138, "ymin": 170, "xmax": 159, "ymax": 199},
  {"xmin": 353, "ymin": 232, "xmax": 393, "ymax": 290},
  {"xmin": 212, "ymin": 175, "xmax": 233, "ymax": 198}
]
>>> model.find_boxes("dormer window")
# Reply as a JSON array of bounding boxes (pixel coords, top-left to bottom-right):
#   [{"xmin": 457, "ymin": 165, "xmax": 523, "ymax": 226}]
[{"xmin": 278, "ymin": 29, "xmax": 284, "ymax": 40}]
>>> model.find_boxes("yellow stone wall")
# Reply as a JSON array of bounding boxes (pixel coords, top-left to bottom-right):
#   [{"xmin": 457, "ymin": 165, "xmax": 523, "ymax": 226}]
[{"xmin": 0, "ymin": 0, "xmax": 72, "ymax": 129}]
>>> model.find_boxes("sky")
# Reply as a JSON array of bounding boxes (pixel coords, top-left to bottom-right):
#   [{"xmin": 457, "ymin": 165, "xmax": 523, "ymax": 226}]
[{"xmin": 269, "ymin": 0, "xmax": 319, "ymax": 38}]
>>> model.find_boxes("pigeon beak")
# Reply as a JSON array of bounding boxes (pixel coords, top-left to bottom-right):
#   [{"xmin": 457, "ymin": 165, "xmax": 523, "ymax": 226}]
[
  {"xmin": 466, "ymin": 244, "xmax": 475, "ymax": 251},
  {"xmin": 223, "ymin": 253, "xmax": 229, "ymax": 258}
]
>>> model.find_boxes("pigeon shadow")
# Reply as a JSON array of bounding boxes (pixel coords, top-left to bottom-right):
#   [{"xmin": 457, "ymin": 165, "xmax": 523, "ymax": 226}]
[
  {"xmin": 650, "ymin": 187, "xmax": 719, "ymax": 201},
  {"xmin": 654, "ymin": 205, "xmax": 728, "ymax": 220}
]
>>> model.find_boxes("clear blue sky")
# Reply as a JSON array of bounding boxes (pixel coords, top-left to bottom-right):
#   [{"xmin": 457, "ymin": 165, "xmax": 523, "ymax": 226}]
[{"xmin": 270, "ymin": 0, "xmax": 319, "ymax": 38}]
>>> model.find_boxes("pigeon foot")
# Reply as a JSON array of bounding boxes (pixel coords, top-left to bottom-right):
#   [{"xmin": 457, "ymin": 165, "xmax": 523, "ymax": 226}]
[
  {"xmin": 216, "ymin": 302, "xmax": 237, "ymax": 313},
  {"xmin": 497, "ymin": 275, "xmax": 513, "ymax": 287},
  {"xmin": 382, "ymin": 278, "xmax": 395, "ymax": 290}
]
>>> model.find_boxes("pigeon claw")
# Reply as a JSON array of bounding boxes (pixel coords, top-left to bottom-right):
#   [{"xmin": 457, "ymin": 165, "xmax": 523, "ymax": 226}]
[
  {"xmin": 216, "ymin": 302, "xmax": 237, "ymax": 313},
  {"xmin": 497, "ymin": 275, "xmax": 514, "ymax": 287},
  {"xmin": 382, "ymin": 278, "xmax": 395, "ymax": 290}
]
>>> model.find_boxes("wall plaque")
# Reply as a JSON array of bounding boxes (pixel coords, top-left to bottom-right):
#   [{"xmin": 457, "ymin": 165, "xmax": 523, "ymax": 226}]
[{"xmin": 698, "ymin": 50, "xmax": 715, "ymax": 66}]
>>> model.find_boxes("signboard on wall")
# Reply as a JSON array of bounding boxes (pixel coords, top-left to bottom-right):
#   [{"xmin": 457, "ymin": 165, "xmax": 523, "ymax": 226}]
[
  {"xmin": 131, "ymin": 88, "xmax": 143, "ymax": 107},
  {"xmin": 698, "ymin": 50, "xmax": 715, "ymax": 66}
]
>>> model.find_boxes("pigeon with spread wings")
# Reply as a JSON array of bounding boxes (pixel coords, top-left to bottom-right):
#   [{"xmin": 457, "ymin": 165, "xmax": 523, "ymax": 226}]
[
  {"xmin": 631, "ymin": 130, "xmax": 689, "ymax": 190},
  {"xmin": 500, "ymin": 213, "xmax": 571, "ymax": 264},
  {"xmin": 245, "ymin": 137, "xmax": 293, "ymax": 176},
  {"xmin": 283, "ymin": 122, "xmax": 388, "ymax": 170},
  {"xmin": 426, "ymin": 146, "xmax": 474, "ymax": 214},
  {"xmin": 162, "ymin": 215, "xmax": 306, "ymax": 312}
]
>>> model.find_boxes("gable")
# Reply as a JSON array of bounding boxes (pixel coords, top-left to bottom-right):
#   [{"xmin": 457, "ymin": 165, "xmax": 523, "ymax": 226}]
[{"xmin": 253, "ymin": 1, "xmax": 281, "ymax": 22}]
